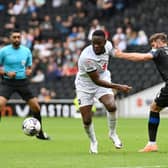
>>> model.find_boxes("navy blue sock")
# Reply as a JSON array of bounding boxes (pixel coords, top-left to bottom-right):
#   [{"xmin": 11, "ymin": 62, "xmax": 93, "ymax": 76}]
[{"xmin": 148, "ymin": 111, "xmax": 160, "ymax": 141}]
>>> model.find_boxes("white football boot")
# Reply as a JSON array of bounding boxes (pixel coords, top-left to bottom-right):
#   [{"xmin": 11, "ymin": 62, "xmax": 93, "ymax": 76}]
[
  {"xmin": 109, "ymin": 132, "xmax": 123, "ymax": 149},
  {"xmin": 90, "ymin": 141, "xmax": 98, "ymax": 154}
]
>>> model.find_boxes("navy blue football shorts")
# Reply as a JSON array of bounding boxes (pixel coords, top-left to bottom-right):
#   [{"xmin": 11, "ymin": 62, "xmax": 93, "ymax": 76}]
[{"xmin": 155, "ymin": 83, "xmax": 168, "ymax": 107}]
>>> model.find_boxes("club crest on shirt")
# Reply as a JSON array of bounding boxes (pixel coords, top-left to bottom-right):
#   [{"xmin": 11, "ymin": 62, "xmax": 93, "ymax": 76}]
[{"xmin": 21, "ymin": 60, "xmax": 26, "ymax": 66}]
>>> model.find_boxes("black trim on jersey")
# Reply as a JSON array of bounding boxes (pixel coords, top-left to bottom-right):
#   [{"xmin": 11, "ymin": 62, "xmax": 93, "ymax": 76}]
[{"xmin": 87, "ymin": 69, "xmax": 97, "ymax": 73}]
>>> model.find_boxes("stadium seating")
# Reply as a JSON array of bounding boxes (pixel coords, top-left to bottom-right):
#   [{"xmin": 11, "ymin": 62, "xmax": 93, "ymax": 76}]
[{"xmin": 1, "ymin": 0, "xmax": 167, "ymax": 99}]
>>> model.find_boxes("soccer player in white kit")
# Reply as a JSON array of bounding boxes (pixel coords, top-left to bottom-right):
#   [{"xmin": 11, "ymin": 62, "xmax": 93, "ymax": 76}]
[{"xmin": 75, "ymin": 30, "xmax": 132, "ymax": 154}]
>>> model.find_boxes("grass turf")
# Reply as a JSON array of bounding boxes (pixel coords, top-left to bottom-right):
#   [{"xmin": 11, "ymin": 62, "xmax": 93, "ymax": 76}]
[{"xmin": 0, "ymin": 116, "xmax": 168, "ymax": 168}]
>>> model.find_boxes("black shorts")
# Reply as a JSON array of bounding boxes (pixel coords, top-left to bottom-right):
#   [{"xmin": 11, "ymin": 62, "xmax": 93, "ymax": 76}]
[
  {"xmin": 0, "ymin": 79, "xmax": 35, "ymax": 101},
  {"xmin": 155, "ymin": 83, "xmax": 168, "ymax": 107}
]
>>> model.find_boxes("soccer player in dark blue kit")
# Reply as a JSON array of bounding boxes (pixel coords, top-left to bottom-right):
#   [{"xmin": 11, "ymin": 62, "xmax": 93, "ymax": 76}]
[
  {"xmin": 0, "ymin": 29, "xmax": 50, "ymax": 140},
  {"xmin": 114, "ymin": 33, "xmax": 168, "ymax": 152}
]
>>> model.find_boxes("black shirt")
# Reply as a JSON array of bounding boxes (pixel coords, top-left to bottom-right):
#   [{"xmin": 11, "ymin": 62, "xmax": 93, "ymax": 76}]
[{"xmin": 151, "ymin": 46, "xmax": 168, "ymax": 82}]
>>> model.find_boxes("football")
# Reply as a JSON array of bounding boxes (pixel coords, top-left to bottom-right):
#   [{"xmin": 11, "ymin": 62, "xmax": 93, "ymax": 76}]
[{"xmin": 22, "ymin": 117, "xmax": 41, "ymax": 136}]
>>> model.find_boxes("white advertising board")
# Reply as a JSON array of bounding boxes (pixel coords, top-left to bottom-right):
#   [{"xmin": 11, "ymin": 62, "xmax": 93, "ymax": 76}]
[{"xmin": 118, "ymin": 83, "xmax": 168, "ymax": 118}]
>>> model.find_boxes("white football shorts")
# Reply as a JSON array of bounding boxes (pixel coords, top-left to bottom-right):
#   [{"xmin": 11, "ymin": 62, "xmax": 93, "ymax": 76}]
[{"xmin": 76, "ymin": 87, "xmax": 114, "ymax": 107}]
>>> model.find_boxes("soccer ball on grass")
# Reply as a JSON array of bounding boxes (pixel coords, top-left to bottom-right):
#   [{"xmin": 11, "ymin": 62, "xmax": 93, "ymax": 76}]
[{"xmin": 22, "ymin": 117, "xmax": 41, "ymax": 136}]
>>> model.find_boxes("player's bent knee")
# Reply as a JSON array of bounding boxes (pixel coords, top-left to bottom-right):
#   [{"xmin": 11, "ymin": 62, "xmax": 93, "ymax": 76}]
[
  {"xmin": 83, "ymin": 119, "xmax": 92, "ymax": 126},
  {"xmin": 0, "ymin": 97, "xmax": 7, "ymax": 110},
  {"xmin": 107, "ymin": 105, "xmax": 117, "ymax": 112},
  {"xmin": 150, "ymin": 102, "xmax": 162, "ymax": 112},
  {"xmin": 31, "ymin": 105, "xmax": 40, "ymax": 113}
]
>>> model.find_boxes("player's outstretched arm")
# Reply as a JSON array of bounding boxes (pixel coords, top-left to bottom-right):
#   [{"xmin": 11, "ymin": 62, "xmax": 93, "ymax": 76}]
[
  {"xmin": 88, "ymin": 71, "xmax": 132, "ymax": 93},
  {"xmin": 114, "ymin": 48, "xmax": 153, "ymax": 61},
  {"xmin": 110, "ymin": 83, "xmax": 132, "ymax": 93}
]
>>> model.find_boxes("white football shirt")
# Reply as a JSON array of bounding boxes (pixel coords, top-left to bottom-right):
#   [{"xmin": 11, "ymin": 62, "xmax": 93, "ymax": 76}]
[{"xmin": 75, "ymin": 40, "xmax": 114, "ymax": 93}]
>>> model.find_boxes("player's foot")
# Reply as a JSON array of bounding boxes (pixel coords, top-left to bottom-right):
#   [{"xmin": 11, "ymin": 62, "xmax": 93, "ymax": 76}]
[
  {"xmin": 36, "ymin": 131, "xmax": 50, "ymax": 140},
  {"xmin": 90, "ymin": 141, "xmax": 98, "ymax": 154},
  {"xmin": 109, "ymin": 133, "xmax": 123, "ymax": 149},
  {"xmin": 139, "ymin": 144, "xmax": 158, "ymax": 152}
]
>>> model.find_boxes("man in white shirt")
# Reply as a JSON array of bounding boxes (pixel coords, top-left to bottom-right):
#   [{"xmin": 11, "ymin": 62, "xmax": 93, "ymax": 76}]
[{"xmin": 75, "ymin": 30, "xmax": 131, "ymax": 154}]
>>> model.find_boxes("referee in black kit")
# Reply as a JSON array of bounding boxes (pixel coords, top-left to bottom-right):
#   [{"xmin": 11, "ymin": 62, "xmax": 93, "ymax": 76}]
[
  {"xmin": 114, "ymin": 32, "xmax": 168, "ymax": 152},
  {"xmin": 0, "ymin": 29, "xmax": 50, "ymax": 140}
]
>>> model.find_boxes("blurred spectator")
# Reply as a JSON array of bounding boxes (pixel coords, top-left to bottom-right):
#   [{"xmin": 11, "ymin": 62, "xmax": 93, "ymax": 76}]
[
  {"xmin": 114, "ymin": 0, "xmax": 127, "ymax": 11},
  {"xmin": 33, "ymin": 39, "xmax": 51, "ymax": 58},
  {"xmin": 54, "ymin": 15, "xmax": 69, "ymax": 35},
  {"xmin": 38, "ymin": 87, "xmax": 51, "ymax": 102},
  {"xmin": 122, "ymin": 17, "xmax": 132, "ymax": 31},
  {"xmin": 7, "ymin": 2, "xmax": 15, "ymax": 15},
  {"xmin": 52, "ymin": 0, "xmax": 68, "ymax": 8},
  {"xmin": 72, "ymin": 10, "xmax": 88, "ymax": 27},
  {"xmin": 101, "ymin": 25, "xmax": 110, "ymax": 40},
  {"xmin": 40, "ymin": 15, "xmax": 53, "ymax": 31},
  {"xmin": 55, "ymin": 49, "xmax": 64, "ymax": 68},
  {"xmin": 66, "ymin": 26, "xmax": 86, "ymax": 52},
  {"xmin": 88, "ymin": 19, "xmax": 101, "ymax": 40},
  {"xmin": 112, "ymin": 27, "xmax": 126, "ymax": 50},
  {"xmin": 50, "ymin": 90, "xmax": 57, "ymax": 99},
  {"xmin": 97, "ymin": 0, "xmax": 114, "ymax": 19},
  {"xmin": 73, "ymin": 0, "xmax": 87, "ymax": 15},
  {"xmin": 46, "ymin": 56, "xmax": 62, "ymax": 80},
  {"xmin": 62, "ymin": 15, "xmax": 73, "ymax": 32},
  {"xmin": 137, "ymin": 30, "xmax": 148, "ymax": 45},
  {"xmin": 76, "ymin": 26, "xmax": 86, "ymax": 49},
  {"xmin": 126, "ymin": 27, "xmax": 139, "ymax": 46},
  {"xmin": 38, "ymin": 87, "xmax": 57, "ymax": 102},
  {"xmin": 34, "ymin": 0, "xmax": 46, "ymax": 7},
  {"xmin": 27, "ymin": 0, "xmax": 38, "ymax": 14},
  {"xmin": 46, "ymin": 38, "xmax": 55, "ymax": 51},
  {"xmin": 33, "ymin": 27, "xmax": 42, "ymax": 41},
  {"xmin": 4, "ymin": 16, "xmax": 19, "ymax": 32},
  {"xmin": 62, "ymin": 48, "xmax": 78, "ymax": 76},
  {"xmin": 28, "ymin": 12, "xmax": 40, "ymax": 28},
  {"xmin": 21, "ymin": 30, "xmax": 33, "ymax": 49},
  {"xmin": 0, "ymin": 3, "xmax": 5, "ymax": 12},
  {"xmin": 12, "ymin": 0, "xmax": 25, "ymax": 15},
  {"xmin": 66, "ymin": 26, "xmax": 79, "ymax": 52}
]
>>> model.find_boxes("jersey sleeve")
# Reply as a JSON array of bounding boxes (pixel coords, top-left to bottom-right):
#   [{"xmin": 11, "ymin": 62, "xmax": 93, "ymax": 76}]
[
  {"xmin": 149, "ymin": 48, "xmax": 160, "ymax": 58},
  {"xmin": 26, "ymin": 49, "xmax": 32, "ymax": 67},
  {"xmin": 0, "ymin": 48, "xmax": 5, "ymax": 65},
  {"xmin": 82, "ymin": 58, "xmax": 97, "ymax": 72},
  {"xmin": 105, "ymin": 40, "xmax": 115, "ymax": 57}
]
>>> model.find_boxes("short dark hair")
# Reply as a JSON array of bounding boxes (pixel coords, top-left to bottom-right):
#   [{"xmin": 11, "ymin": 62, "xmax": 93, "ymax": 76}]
[
  {"xmin": 10, "ymin": 28, "xmax": 21, "ymax": 35},
  {"xmin": 149, "ymin": 33, "xmax": 168, "ymax": 44},
  {"xmin": 92, "ymin": 30, "xmax": 105, "ymax": 39}
]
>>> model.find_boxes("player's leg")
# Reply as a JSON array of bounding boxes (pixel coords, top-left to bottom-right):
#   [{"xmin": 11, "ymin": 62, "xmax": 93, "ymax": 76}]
[
  {"xmin": 0, "ymin": 97, "xmax": 8, "ymax": 120},
  {"xmin": 99, "ymin": 93, "xmax": 122, "ymax": 149},
  {"xmin": 139, "ymin": 101, "xmax": 161, "ymax": 152},
  {"xmin": 80, "ymin": 105, "xmax": 98, "ymax": 154},
  {"xmin": 139, "ymin": 84, "xmax": 168, "ymax": 152},
  {"xmin": 18, "ymin": 83, "xmax": 50, "ymax": 140},
  {"xmin": 0, "ymin": 83, "xmax": 13, "ymax": 120},
  {"xmin": 28, "ymin": 100, "xmax": 50, "ymax": 140},
  {"xmin": 77, "ymin": 91, "xmax": 98, "ymax": 154},
  {"xmin": 27, "ymin": 97, "xmax": 50, "ymax": 140}
]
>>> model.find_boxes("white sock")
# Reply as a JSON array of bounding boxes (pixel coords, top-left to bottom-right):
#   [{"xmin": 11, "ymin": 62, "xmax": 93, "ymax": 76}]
[
  {"xmin": 148, "ymin": 141, "xmax": 156, "ymax": 145},
  {"xmin": 107, "ymin": 111, "xmax": 117, "ymax": 135},
  {"xmin": 84, "ymin": 123, "xmax": 97, "ymax": 143}
]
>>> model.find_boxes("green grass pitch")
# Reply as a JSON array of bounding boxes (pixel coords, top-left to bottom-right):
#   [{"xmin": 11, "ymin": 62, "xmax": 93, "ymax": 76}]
[{"xmin": 0, "ymin": 116, "xmax": 168, "ymax": 168}]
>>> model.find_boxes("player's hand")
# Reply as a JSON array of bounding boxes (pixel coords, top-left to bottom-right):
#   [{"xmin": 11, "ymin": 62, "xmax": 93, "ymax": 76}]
[
  {"xmin": 26, "ymin": 69, "xmax": 32, "ymax": 76},
  {"xmin": 117, "ymin": 84, "xmax": 132, "ymax": 93},
  {"xmin": 6, "ymin": 72, "xmax": 16, "ymax": 78},
  {"xmin": 114, "ymin": 48, "xmax": 122, "ymax": 57}
]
